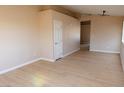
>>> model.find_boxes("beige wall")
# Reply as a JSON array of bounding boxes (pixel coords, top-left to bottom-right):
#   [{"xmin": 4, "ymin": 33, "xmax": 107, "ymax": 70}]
[
  {"xmin": 81, "ymin": 15, "xmax": 123, "ymax": 53},
  {"xmin": 39, "ymin": 10, "xmax": 54, "ymax": 60},
  {"xmin": 0, "ymin": 6, "xmax": 41, "ymax": 72}
]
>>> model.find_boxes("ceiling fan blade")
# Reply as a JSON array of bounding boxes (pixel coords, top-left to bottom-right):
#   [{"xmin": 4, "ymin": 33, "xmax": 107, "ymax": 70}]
[{"xmin": 97, "ymin": 14, "xmax": 110, "ymax": 16}]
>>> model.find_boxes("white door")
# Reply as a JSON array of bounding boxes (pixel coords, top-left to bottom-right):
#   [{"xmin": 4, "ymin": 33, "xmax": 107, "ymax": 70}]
[{"xmin": 54, "ymin": 20, "xmax": 63, "ymax": 60}]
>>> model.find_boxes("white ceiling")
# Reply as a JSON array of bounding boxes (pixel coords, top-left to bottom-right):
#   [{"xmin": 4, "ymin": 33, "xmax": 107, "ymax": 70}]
[{"xmin": 62, "ymin": 5, "xmax": 124, "ymax": 16}]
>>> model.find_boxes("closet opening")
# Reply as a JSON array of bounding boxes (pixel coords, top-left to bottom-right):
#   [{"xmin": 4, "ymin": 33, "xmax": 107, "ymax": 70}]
[{"xmin": 80, "ymin": 20, "xmax": 91, "ymax": 50}]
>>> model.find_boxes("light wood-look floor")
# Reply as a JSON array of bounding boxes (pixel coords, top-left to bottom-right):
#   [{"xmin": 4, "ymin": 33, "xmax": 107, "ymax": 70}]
[{"xmin": 0, "ymin": 50, "xmax": 124, "ymax": 87}]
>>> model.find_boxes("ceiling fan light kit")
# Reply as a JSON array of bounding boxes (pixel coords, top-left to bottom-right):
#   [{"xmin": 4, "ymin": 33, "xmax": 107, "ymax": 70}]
[{"xmin": 98, "ymin": 10, "xmax": 110, "ymax": 16}]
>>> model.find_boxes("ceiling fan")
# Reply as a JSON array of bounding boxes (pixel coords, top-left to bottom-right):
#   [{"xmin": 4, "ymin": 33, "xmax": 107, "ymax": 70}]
[{"xmin": 98, "ymin": 10, "xmax": 110, "ymax": 16}]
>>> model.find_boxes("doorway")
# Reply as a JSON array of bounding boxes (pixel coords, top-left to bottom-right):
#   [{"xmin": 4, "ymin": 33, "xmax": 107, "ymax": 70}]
[
  {"xmin": 80, "ymin": 20, "xmax": 91, "ymax": 50},
  {"xmin": 54, "ymin": 20, "xmax": 63, "ymax": 60}
]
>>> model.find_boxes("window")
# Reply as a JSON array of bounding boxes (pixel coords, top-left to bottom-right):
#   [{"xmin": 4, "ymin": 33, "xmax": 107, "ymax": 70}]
[{"xmin": 122, "ymin": 21, "xmax": 124, "ymax": 43}]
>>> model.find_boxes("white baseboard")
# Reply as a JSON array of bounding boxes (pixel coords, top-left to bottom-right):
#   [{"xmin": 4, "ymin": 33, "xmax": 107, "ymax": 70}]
[
  {"xmin": 63, "ymin": 48, "xmax": 80, "ymax": 57},
  {"xmin": 90, "ymin": 49, "xmax": 120, "ymax": 54},
  {"xmin": 0, "ymin": 57, "xmax": 56, "ymax": 75},
  {"xmin": 40, "ymin": 58, "xmax": 55, "ymax": 62},
  {"xmin": 0, "ymin": 58, "xmax": 41, "ymax": 75}
]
